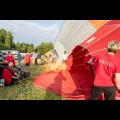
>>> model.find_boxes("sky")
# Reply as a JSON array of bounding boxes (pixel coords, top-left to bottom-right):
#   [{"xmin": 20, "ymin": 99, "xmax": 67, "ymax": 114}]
[{"xmin": 0, "ymin": 20, "xmax": 64, "ymax": 47}]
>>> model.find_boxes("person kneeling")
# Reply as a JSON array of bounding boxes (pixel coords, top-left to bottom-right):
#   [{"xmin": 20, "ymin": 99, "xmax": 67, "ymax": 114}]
[{"xmin": 2, "ymin": 62, "xmax": 20, "ymax": 86}]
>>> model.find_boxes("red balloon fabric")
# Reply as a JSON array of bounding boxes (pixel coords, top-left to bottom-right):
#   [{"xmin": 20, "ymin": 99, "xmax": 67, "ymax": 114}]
[
  {"xmin": 33, "ymin": 20, "xmax": 120, "ymax": 100},
  {"xmin": 33, "ymin": 46, "xmax": 93, "ymax": 100}
]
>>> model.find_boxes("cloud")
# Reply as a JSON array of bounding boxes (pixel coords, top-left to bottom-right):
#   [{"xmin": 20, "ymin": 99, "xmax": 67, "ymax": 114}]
[{"xmin": 0, "ymin": 20, "xmax": 61, "ymax": 47}]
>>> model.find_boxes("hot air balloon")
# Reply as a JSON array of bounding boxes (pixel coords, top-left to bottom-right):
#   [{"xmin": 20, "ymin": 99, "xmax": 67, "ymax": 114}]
[
  {"xmin": 54, "ymin": 20, "xmax": 109, "ymax": 60},
  {"xmin": 33, "ymin": 20, "xmax": 120, "ymax": 100}
]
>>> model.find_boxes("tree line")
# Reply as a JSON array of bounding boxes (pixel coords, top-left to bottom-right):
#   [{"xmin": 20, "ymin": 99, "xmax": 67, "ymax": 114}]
[{"xmin": 0, "ymin": 28, "xmax": 54, "ymax": 54}]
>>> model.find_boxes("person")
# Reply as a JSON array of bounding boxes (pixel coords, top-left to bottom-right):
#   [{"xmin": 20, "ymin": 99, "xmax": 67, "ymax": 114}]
[
  {"xmin": 17, "ymin": 51, "xmax": 22, "ymax": 65},
  {"xmin": 48, "ymin": 54, "xmax": 53, "ymax": 62},
  {"xmin": 0, "ymin": 51, "xmax": 8, "ymax": 77},
  {"xmin": 86, "ymin": 41, "xmax": 120, "ymax": 100},
  {"xmin": 62, "ymin": 51, "xmax": 68, "ymax": 62},
  {"xmin": 0, "ymin": 51, "xmax": 4, "ymax": 62},
  {"xmin": 0, "ymin": 51, "xmax": 7, "ymax": 65},
  {"xmin": 24, "ymin": 52, "xmax": 30, "ymax": 68},
  {"xmin": 37, "ymin": 53, "xmax": 41, "ymax": 65},
  {"xmin": 5, "ymin": 51, "xmax": 16, "ymax": 67},
  {"xmin": 2, "ymin": 62, "xmax": 19, "ymax": 86}
]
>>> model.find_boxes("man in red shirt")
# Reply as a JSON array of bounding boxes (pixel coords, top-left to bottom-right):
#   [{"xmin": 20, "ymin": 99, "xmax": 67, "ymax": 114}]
[
  {"xmin": 5, "ymin": 51, "xmax": 16, "ymax": 67},
  {"xmin": 86, "ymin": 41, "xmax": 120, "ymax": 100},
  {"xmin": 2, "ymin": 62, "xmax": 19, "ymax": 86}
]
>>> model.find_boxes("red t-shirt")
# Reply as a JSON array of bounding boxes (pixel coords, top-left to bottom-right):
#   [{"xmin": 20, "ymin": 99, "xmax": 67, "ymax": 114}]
[
  {"xmin": 2, "ymin": 68, "xmax": 14, "ymax": 84},
  {"xmin": 93, "ymin": 53, "xmax": 120, "ymax": 86},
  {"xmin": 5, "ymin": 55, "xmax": 16, "ymax": 66},
  {"xmin": 25, "ymin": 54, "xmax": 30, "ymax": 64}
]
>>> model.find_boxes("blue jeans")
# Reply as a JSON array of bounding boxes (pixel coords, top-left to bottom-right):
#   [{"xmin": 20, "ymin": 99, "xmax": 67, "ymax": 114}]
[{"xmin": 18, "ymin": 60, "xmax": 21, "ymax": 65}]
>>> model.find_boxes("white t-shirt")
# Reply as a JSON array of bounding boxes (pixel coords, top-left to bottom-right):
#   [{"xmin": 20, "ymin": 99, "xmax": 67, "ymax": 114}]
[{"xmin": 62, "ymin": 54, "xmax": 68, "ymax": 61}]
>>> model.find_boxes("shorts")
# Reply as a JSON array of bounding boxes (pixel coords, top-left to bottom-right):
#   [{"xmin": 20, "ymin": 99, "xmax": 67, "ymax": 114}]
[
  {"xmin": 90, "ymin": 86, "xmax": 116, "ymax": 100},
  {"xmin": 25, "ymin": 63, "xmax": 30, "ymax": 66}
]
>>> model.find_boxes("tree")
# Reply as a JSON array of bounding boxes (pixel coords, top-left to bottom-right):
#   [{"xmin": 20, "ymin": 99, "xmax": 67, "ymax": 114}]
[
  {"xmin": 36, "ymin": 42, "xmax": 54, "ymax": 54},
  {"xmin": 0, "ymin": 43, "xmax": 7, "ymax": 49},
  {"xmin": 16, "ymin": 42, "xmax": 20, "ymax": 51},
  {"xmin": 5, "ymin": 32, "xmax": 11, "ymax": 49},
  {"xmin": 0, "ymin": 28, "xmax": 7, "ymax": 44},
  {"xmin": 12, "ymin": 42, "xmax": 16, "ymax": 50},
  {"xmin": 15, "ymin": 42, "xmax": 35, "ymax": 53},
  {"xmin": 5, "ymin": 31, "xmax": 14, "ymax": 49}
]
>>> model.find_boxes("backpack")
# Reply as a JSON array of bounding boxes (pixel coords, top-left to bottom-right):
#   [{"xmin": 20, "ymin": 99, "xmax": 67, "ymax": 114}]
[{"xmin": 18, "ymin": 70, "xmax": 30, "ymax": 79}]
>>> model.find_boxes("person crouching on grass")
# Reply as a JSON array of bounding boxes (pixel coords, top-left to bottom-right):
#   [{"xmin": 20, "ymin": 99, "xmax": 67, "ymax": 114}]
[
  {"xmin": 2, "ymin": 62, "xmax": 20, "ymax": 86},
  {"xmin": 86, "ymin": 41, "xmax": 120, "ymax": 100}
]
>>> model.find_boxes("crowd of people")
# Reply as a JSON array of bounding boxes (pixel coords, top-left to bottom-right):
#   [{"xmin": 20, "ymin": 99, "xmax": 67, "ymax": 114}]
[
  {"xmin": 0, "ymin": 51, "xmax": 19, "ymax": 86},
  {"xmin": 0, "ymin": 51, "xmax": 31, "ymax": 86},
  {"xmin": 0, "ymin": 50, "xmax": 49, "ymax": 86},
  {"xmin": 1, "ymin": 41, "xmax": 120, "ymax": 100}
]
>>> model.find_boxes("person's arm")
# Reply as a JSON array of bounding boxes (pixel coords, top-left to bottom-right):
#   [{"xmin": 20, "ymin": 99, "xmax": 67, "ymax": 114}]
[
  {"xmin": 14, "ymin": 72, "xmax": 19, "ymax": 77},
  {"xmin": 86, "ymin": 55, "xmax": 99, "ymax": 65},
  {"xmin": 0, "ymin": 60, "xmax": 8, "ymax": 65},
  {"xmin": 12, "ymin": 75, "xmax": 19, "ymax": 79},
  {"xmin": 115, "ymin": 73, "xmax": 120, "ymax": 92},
  {"xmin": 12, "ymin": 57, "xmax": 16, "ymax": 66},
  {"xmin": 11, "ymin": 70, "xmax": 19, "ymax": 79}
]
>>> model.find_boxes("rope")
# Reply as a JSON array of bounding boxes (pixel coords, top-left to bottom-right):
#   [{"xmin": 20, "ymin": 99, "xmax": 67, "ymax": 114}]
[
  {"xmin": 62, "ymin": 21, "xmax": 87, "ymax": 46},
  {"xmin": 65, "ymin": 20, "xmax": 107, "ymax": 51},
  {"xmin": 82, "ymin": 25, "xmax": 120, "ymax": 50},
  {"xmin": 73, "ymin": 48, "xmax": 107, "ymax": 60},
  {"xmin": 70, "ymin": 22, "xmax": 119, "ymax": 57},
  {"xmin": 72, "ymin": 64, "xmax": 86, "ymax": 66}
]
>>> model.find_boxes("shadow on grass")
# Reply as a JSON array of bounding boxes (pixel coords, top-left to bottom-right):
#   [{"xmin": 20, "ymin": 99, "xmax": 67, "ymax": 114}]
[{"xmin": 44, "ymin": 72, "xmax": 66, "ymax": 100}]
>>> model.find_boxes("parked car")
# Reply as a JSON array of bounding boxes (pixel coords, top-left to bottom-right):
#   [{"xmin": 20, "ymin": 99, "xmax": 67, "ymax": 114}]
[{"xmin": 1, "ymin": 50, "xmax": 19, "ymax": 60}]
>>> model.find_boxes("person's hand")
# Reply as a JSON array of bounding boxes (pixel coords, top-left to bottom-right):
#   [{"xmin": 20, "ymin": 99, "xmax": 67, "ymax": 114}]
[
  {"xmin": 117, "ymin": 89, "xmax": 120, "ymax": 93},
  {"xmin": 15, "ymin": 72, "xmax": 19, "ymax": 77},
  {"xmin": 85, "ymin": 62, "xmax": 89, "ymax": 65}
]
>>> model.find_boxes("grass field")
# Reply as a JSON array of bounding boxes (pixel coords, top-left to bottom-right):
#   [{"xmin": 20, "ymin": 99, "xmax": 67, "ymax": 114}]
[{"xmin": 0, "ymin": 59, "xmax": 65, "ymax": 100}]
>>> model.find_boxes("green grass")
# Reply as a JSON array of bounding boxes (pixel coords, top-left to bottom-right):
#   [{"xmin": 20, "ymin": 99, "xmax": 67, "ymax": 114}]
[{"xmin": 0, "ymin": 59, "xmax": 65, "ymax": 100}]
